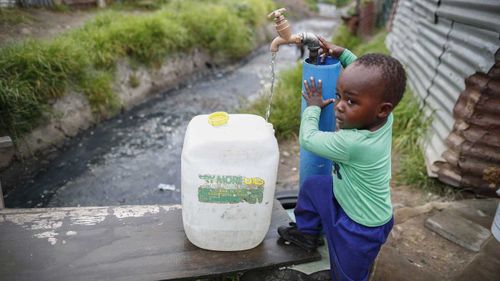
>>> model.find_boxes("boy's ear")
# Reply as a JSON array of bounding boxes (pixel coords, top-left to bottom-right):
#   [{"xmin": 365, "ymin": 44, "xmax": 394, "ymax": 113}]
[{"xmin": 377, "ymin": 102, "xmax": 393, "ymax": 119}]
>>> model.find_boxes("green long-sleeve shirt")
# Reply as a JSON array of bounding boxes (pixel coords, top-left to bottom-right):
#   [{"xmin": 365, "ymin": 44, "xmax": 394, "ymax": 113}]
[{"xmin": 299, "ymin": 49, "xmax": 393, "ymax": 227}]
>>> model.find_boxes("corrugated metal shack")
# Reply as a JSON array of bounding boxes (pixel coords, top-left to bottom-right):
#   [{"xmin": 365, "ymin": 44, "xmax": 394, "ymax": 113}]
[
  {"xmin": 0, "ymin": 0, "xmax": 16, "ymax": 7},
  {"xmin": 3, "ymin": 0, "xmax": 99, "ymax": 8},
  {"xmin": 386, "ymin": 0, "xmax": 500, "ymax": 195}
]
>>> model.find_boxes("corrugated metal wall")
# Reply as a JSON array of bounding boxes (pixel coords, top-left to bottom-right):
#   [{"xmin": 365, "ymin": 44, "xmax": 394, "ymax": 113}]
[
  {"xmin": 18, "ymin": 0, "xmax": 54, "ymax": 7},
  {"xmin": 439, "ymin": 62, "xmax": 500, "ymax": 194},
  {"xmin": 386, "ymin": 0, "xmax": 500, "ymax": 194},
  {"xmin": 0, "ymin": 0, "xmax": 17, "ymax": 7},
  {"xmin": 15, "ymin": 0, "xmax": 97, "ymax": 8}
]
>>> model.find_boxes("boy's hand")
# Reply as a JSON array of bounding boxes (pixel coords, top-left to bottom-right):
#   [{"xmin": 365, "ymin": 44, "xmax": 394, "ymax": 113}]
[
  {"xmin": 303, "ymin": 77, "xmax": 335, "ymax": 109},
  {"xmin": 318, "ymin": 36, "xmax": 345, "ymax": 58}
]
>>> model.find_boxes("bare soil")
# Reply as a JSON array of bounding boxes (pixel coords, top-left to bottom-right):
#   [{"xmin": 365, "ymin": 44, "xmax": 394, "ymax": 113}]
[
  {"xmin": 0, "ymin": 8, "xmax": 95, "ymax": 46},
  {"xmin": 276, "ymin": 139, "xmax": 485, "ymax": 281}
]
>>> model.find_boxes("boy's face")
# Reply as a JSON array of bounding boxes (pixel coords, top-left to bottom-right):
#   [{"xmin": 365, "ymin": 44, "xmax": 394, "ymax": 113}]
[{"xmin": 335, "ymin": 64, "xmax": 390, "ymax": 131}]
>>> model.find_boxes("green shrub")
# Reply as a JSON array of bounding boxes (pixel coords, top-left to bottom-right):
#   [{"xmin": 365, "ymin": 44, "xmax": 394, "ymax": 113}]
[
  {"xmin": 129, "ymin": 73, "xmax": 140, "ymax": 88},
  {"xmin": 353, "ymin": 30, "xmax": 389, "ymax": 55},
  {"xmin": 70, "ymin": 11, "xmax": 190, "ymax": 68},
  {"xmin": 335, "ymin": 0, "xmax": 352, "ymax": 7},
  {"xmin": 0, "ymin": 38, "xmax": 89, "ymax": 99},
  {"xmin": 392, "ymin": 91, "xmax": 433, "ymax": 188},
  {"xmin": 162, "ymin": 1, "xmax": 254, "ymax": 60},
  {"xmin": 0, "ymin": 38, "xmax": 90, "ymax": 136},
  {"xmin": 222, "ymin": 0, "xmax": 276, "ymax": 27},
  {"xmin": 332, "ymin": 24, "xmax": 361, "ymax": 51},
  {"xmin": 0, "ymin": 79, "xmax": 46, "ymax": 138},
  {"xmin": 79, "ymin": 70, "xmax": 119, "ymax": 118},
  {"xmin": 305, "ymin": 0, "xmax": 319, "ymax": 12}
]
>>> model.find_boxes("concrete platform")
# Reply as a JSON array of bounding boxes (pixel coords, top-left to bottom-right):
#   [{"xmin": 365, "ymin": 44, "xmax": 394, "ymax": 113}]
[
  {"xmin": 425, "ymin": 209, "xmax": 491, "ymax": 252},
  {"xmin": 0, "ymin": 201, "xmax": 320, "ymax": 281},
  {"xmin": 453, "ymin": 238, "xmax": 500, "ymax": 281}
]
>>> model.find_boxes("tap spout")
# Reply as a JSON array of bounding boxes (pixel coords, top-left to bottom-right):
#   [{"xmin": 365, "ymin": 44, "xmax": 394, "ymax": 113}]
[{"xmin": 270, "ymin": 34, "xmax": 302, "ymax": 53}]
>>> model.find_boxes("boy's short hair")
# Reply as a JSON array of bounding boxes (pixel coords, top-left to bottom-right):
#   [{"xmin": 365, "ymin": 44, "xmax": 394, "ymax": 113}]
[{"xmin": 354, "ymin": 53, "xmax": 406, "ymax": 107}]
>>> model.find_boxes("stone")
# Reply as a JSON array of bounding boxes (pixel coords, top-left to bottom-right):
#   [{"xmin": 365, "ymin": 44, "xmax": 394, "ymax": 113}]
[
  {"xmin": 371, "ymin": 246, "xmax": 439, "ymax": 281},
  {"xmin": 425, "ymin": 209, "xmax": 491, "ymax": 252},
  {"xmin": 453, "ymin": 239, "xmax": 500, "ymax": 281},
  {"xmin": 0, "ymin": 136, "xmax": 14, "ymax": 170}
]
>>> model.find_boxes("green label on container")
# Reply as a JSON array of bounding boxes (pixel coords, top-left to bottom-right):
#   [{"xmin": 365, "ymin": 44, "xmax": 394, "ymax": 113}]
[{"xmin": 197, "ymin": 174, "xmax": 264, "ymax": 204}]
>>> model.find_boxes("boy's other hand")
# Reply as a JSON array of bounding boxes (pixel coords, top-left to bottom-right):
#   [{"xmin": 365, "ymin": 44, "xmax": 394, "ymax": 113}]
[
  {"xmin": 303, "ymin": 77, "xmax": 335, "ymax": 109},
  {"xmin": 318, "ymin": 36, "xmax": 345, "ymax": 58}
]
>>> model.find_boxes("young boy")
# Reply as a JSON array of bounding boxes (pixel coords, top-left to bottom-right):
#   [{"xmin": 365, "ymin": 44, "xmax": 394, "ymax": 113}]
[{"xmin": 278, "ymin": 36, "xmax": 406, "ymax": 281}]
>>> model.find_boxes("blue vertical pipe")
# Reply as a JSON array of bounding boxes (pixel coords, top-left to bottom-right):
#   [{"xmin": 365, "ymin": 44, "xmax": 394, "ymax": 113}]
[{"xmin": 300, "ymin": 56, "xmax": 342, "ymax": 188}]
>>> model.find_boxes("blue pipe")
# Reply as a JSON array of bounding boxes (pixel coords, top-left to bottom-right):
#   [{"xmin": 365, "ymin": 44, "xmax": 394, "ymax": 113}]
[{"xmin": 300, "ymin": 56, "xmax": 342, "ymax": 188}]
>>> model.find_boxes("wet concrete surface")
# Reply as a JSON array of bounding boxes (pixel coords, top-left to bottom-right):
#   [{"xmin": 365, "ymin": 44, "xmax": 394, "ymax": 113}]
[{"xmin": 3, "ymin": 6, "xmax": 339, "ymax": 208}]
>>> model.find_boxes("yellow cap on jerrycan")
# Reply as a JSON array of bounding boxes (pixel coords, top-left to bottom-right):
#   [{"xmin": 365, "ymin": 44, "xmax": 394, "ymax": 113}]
[{"xmin": 208, "ymin": 111, "xmax": 229, "ymax": 126}]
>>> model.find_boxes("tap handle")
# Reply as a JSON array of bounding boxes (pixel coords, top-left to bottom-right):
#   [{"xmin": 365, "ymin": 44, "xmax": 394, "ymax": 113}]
[{"xmin": 268, "ymin": 8, "xmax": 287, "ymax": 20}]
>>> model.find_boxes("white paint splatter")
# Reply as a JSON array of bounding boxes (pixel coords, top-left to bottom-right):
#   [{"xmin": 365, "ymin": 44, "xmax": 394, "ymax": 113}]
[
  {"xmin": 113, "ymin": 205, "xmax": 161, "ymax": 219},
  {"xmin": 6, "ymin": 212, "xmax": 65, "ymax": 245},
  {"xmin": 69, "ymin": 208, "xmax": 108, "ymax": 226},
  {"xmin": 5, "ymin": 212, "xmax": 66, "ymax": 230},
  {"xmin": 34, "ymin": 231, "xmax": 58, "ymax": 245},
  {"xmin": 161, "ymin": 205, "xmax": 182, "ymax": 212}
]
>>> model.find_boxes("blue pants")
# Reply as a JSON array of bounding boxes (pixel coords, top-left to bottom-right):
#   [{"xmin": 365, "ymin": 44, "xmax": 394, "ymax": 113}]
[{"xmin": 295, "ymin": 175, "xmax": 393, "ymax": 281}]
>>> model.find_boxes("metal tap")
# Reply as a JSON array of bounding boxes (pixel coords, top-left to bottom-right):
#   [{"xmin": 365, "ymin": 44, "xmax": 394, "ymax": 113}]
[{"xmin": 268, "ymin": 8, "xmax": 321, "ymax": 64}]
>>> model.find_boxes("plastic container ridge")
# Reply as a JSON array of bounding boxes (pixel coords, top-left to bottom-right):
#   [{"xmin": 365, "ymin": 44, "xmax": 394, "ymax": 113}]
[{"xmin": 181, "ymin": 113, "xmax": 280, "ymax": 251}]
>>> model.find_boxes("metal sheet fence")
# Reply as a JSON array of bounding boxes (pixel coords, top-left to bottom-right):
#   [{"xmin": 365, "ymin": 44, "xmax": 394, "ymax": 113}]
[
  {"xmin": 18, "ymin": 0, "xmax": 54, "ymax": 7},
  {"xmin": 0, "ymin": 0, "xmax": 17, "ymax": 7},
  {"xmin": 386, "ymin": 0, "xmax": 500, "ymax": 194},
  {"xmin": 9, "ymin": 0, "xmax": 97, "ymax": 7}
]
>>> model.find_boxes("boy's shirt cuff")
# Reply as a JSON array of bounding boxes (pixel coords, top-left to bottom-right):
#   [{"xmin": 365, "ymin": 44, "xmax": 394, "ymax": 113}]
[{"xmin": 339, "ymin": 49, "xmax": 358, "ymax": 68}]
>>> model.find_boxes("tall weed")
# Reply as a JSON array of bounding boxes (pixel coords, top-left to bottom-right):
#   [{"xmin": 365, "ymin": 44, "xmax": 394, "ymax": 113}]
[
  {"xmin": 332, "ymin": 24, "xmax": 361, "ymax": 51},
  {"xmin": 163, "ymin": 1, "xmax": 254, "ymax": 59}
]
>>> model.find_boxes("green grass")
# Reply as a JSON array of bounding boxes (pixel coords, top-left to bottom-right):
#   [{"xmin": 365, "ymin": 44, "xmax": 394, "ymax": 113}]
[
  {"xmin": 241, "ymin": 63, "xmax": 303, "ymax": 140},
  {"xmin": 332, "ymin": 24, "xmax": 361, "ymax": 52},
  {"xmin": 319, "ymin": 0, "xmax": 352, "ymax": 7},
  {"xmin": 0, "ymin": 8, "xmax": 34, "ymax": 25},
  {"xmin": 392, "ymin": 92, "xmax": 460, "ymax": 196},
  {"xmin": 110, "ymin": 0, "xmax": 171, "ymax": 11},
  {"xmin": 0, "ymin": 0, "xmax": 274, "ymax": 140},
  {"xmin": 305, "ymin": 0, "xmax": 319, "ymax": 12},
  {"xmin": 0, "ymin": 38, "xmax": 90, "ymax": 138},
  {"xmin": 353, "ymin": 30, "xmax": 389, "ymax": 55},
  {"xmin": 391, "ymin": 91, "xmax": 432, "ymax": 186}
]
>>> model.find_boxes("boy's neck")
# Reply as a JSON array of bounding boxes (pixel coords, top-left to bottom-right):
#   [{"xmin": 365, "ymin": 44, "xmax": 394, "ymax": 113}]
[{"xmin": 366, "ymin": 116, "xmax": 389, "ymax": 132}]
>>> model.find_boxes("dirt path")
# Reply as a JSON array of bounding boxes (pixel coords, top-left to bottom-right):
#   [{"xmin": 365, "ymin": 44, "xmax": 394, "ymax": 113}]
[{"xmin": 0, "ymin": 8, "xmax": 96, "ymax": 46}]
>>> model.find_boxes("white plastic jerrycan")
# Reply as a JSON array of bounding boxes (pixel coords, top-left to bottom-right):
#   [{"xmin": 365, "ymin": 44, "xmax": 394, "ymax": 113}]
[{"xmin": 181, "ymin": 112, "xmax": 280, "ymax": 251}]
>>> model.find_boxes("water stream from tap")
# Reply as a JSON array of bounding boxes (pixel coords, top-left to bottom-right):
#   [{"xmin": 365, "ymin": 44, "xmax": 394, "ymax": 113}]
[{"xmin": 265, "ymin": 52, "xmax": 277, "ymax": 122}]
